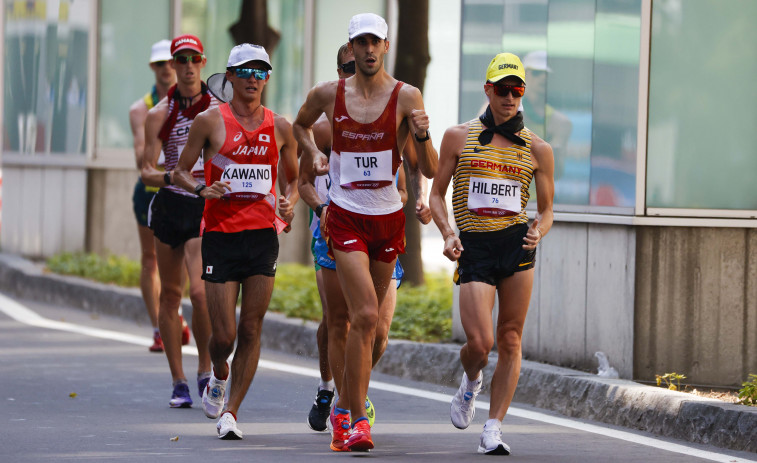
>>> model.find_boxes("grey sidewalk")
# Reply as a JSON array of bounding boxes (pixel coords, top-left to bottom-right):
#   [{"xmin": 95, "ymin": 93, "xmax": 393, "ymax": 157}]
[{"xmin": 0, "ymin": 252, "xmax": 754, "ymax": 453}]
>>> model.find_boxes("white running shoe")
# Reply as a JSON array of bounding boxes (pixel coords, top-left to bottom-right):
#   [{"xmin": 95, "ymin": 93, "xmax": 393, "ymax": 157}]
[
  {"xmin": 202, "ymin": 374, "xmax": 228, "ymax": 419},
  {"xmin": 477, "ymin": 427, "xmax": 510, "ymax": 455},
  {"xmin": 216, "ymin": 412, "xmax": 243, "ymax": 440},
  {"xmin": 450, "ymin": 372, "xmax": 482, "ymax": 429}
]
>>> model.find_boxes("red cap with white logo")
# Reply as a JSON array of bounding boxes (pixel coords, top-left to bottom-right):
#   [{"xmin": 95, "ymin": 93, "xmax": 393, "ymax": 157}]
[{"xmin": 171, "ymin": 34, "xmax": 204, "ymax": 56}]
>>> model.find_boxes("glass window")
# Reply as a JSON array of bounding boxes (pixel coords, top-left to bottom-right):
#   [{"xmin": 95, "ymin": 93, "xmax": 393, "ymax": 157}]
[
  {"xmin": 266, "ymin": 0, "xmax": 305, "ymax": 120},
  {"xmin": 647, "ymin": 0, "xmax": 757, "ymax": 211},
  {"xmin": 97, "ymin": 0, "xmax": 170, "ymax": 150},
  {"xmin": 4, "ymin": 0, "xmax": 91, "ymax": 155},
  {"xmin": 459, "ymin": 0, "xmax": 641, "ymax": 212},
  {"xmin": 312, "ymin": 0, "xmax": 385, "ymax": 86},
  {"xmin": 180, "ymin": 0, "xmax": 304, "ymax": 120},
  {"xmin": 180, "ymin": 0, "xmax": 242, "ymax": 82}
]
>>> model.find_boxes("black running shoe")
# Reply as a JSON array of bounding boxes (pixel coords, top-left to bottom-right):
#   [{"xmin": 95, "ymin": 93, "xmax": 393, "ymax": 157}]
[{"xmin": 307, "ymin": 388, "xmax": 334, "ymax": 431}]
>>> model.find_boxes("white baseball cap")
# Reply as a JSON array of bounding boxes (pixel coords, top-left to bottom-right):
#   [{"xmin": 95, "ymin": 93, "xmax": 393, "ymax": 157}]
[
  {"xmin": 523, "ymin": 50, "xmax": 551, "ymax": 72},
  {"xmin": 227, "ymin": 43, "xmax": 272, "ymax": 70},
  {"xmin": 348, "ymin": 13, "xmax": 388, "ymax": 41},
  {"xmin": 149, "ymin": 40, "xmax": 172, "ymax": 63}
]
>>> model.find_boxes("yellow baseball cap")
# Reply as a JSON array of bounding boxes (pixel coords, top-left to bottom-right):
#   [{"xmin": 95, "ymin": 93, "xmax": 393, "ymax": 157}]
[{"xmin": 485, "ymin": 53, "xmax": 526, "ymax": 84}]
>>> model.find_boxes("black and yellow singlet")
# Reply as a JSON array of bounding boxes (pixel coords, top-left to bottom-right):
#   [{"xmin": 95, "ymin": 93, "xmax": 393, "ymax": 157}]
[
  {"xmin": 142, "ymin": 85, "xmax": 160, "ymax": 110},
  {"xmin": 452, "ymin": 119, "xmax": 534, "ymax": 232}
]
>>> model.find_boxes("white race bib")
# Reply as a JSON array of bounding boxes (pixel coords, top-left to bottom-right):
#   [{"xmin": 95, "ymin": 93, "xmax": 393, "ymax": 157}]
[
  {"xmin": 221, "ymin": 164, "xmax": 272, "ymax": 201},
  {"xmin": 339, "ymin": 150, "xmax": 393, "ymax": 189},
  {"xmin": 467, "ymin": 176, "xmax": 521, "ymax": 217}
]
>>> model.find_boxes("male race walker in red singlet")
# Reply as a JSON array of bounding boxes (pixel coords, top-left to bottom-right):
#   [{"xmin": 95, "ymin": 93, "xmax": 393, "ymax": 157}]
[
  {"xmin": 141, "ymin": 34, "xmax": 216, "ymax": 408},
  {"xmin": 173, "ymin": 43, "xmax": 299, "ymax": 440},
  {"xmin": 294, "ymin": 13, "xmax": 438, "ymax": 451},
  {"xmin": 429, "ymin": 52, "xmax": 554, "ymax": 455}
]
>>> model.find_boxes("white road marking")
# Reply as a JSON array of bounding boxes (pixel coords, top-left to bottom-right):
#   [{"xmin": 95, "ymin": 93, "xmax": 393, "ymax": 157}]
[{"xmin": 0, "ymin": 292, "xmax": 753, "ymax": 463}]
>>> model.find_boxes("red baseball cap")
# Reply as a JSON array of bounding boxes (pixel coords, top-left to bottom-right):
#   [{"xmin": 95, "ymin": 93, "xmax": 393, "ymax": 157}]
[{"xmin": 171, "ymin": 34, "xmax": 204, "ymax": 55}]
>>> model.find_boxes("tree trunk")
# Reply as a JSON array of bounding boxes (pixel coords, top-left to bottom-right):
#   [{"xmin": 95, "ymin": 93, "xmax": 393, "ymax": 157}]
[
  {"xmin": 229, "ymin": 0, "xmax": 281, "ymax": 105},
  {"xmin": 394, "ymin": 0, "xmax": 431, "ymax": 287}
]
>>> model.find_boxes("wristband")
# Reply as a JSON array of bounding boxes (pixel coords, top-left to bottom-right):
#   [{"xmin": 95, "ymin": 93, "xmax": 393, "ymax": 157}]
[
  {"xmin": 164, "ymin": 172, "xmax": 172, "ymax": 186},
  {"xmin": 194, "ymin": 184, "xmax": 206, "ymax": 196},
  {"xmin": 315, "ymin": 203, "xmax": 327, "ymax": 218},
  {"xmin": 414, "ymin": 131, "xmax": 430, "ymax": 143}
]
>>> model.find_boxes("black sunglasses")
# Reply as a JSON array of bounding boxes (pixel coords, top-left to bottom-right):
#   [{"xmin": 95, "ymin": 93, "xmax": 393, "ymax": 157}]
[{"xmin": 339, "ymin": 61, "xmax": 355, "ymax": 74}]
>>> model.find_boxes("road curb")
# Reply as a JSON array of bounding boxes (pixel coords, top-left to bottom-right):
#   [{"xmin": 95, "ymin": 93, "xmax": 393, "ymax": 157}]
[{"xmin": 0, "ymin": 252, "xmax": 754, "ymax": 453}]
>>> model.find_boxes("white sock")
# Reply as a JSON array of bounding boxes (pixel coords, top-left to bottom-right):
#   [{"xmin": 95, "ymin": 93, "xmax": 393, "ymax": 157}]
[
  {"xmin": 153, "ymin": 327, "xmax": 160, "ymax": 335},
  {"xmin": 319, "ymin": 379, "xmax": 335, "ymax": 392},
  {"xmin": 464, "ymin": 372, "xmax": 483, "ymax": 390},
  {"xmin": 484, "ymin": 419, "xmax": 501, "ymax": 432}
]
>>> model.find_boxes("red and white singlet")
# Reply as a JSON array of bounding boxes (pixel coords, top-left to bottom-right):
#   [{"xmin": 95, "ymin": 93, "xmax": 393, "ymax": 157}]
[
  {"xmin": 202, "ymin": 103, "xmax": 279, "ymax": 233},
  {"xmin": 328, "ymin": 79, "xmax": 403, "ymax": 215}
]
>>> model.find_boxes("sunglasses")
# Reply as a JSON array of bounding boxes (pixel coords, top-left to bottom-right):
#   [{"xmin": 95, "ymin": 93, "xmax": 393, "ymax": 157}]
[
  {"xmin": 173, "ymin": 54, "xmax": 204, "ymax": 64},
  {"xmin": 233, "ymin": 68, "xmax": 269, "ymax": 80},
  {"xmin": 339, "ymin": 61, "xmax": 356, "ymax": 74},
  {"xmin": 152, "ymin": 60, "xmax": 168, "ymax": 67},
  {"xmin": 486, "ymin": 83, "xmax": 526, "ymax": 98}
]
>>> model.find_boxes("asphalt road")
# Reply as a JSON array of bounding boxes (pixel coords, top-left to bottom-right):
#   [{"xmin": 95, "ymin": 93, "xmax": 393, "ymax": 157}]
[{"xmin": 1, "ymin": 294, "xmax": 754, "ymax": 463}]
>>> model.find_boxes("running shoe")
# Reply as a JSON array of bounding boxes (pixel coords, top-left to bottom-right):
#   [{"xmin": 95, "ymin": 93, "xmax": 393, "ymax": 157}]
[
  {"xmin": 180, "ymin": 315, "xmax": 190, "ymax": 346},
  {"xmin": 149, "ymin": 331, "xmax": 164, "ymax": 352},
  {"xmin": 197, "ymin": 373, "xmax": 211, "ymax": 401},
  {"xmin": 329, "ymin": 408, "xmax": 351, "ymax": 452},
  {"xmin": 346, "ymin": 418, "xmax": 373, "ymax": 452},
  {"xmin": 477, "ymin": 427, "xmax": 510, "ymax": 455},
  {"xmin": 217, "ymin": 411, "xmax": 243, "ymax": 440},
  {"xmin": 202, "ymin": 374, "xmax": 228, "ymax": 419},
  {"xmin": 307, "ymin": 388, "xmax": 334, "ymax": 432},
  {"xmin": 169, "ymin": 381, "xmax": 193, "ymax": 408},
  {"xmin": 365, "ymin": 396, "xmax": 375, "ymax": 427},
  {"xmin": 450, "ymin": 372, "xmax": 482, "ymax": 429}
]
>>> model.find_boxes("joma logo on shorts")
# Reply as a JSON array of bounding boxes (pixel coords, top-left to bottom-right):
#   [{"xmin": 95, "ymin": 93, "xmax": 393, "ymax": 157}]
[{"xmin": 344, "ymin": 239, "xmax": 357, "ymax": 245}]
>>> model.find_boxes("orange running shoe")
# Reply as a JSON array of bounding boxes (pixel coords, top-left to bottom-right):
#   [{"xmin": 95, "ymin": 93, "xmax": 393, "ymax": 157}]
[
  {"xmin": 346, "ymin": 418, "xmax": 373, "ymax": 452},
  {"xmin": 180, "ymin": 316, "xmax": 190, "ymax": 345},
  {"xmin": 149, "ymin": 331, "xmax": 164, "ymax": 352},
  {"xmin": 329, "ymin": 408, "xmax": 351, "ymax": 452}
]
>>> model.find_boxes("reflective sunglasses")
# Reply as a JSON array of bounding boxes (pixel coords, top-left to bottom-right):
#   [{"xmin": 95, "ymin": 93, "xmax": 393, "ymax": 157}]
[
  {"xmin": 486, "ymin": 83, "xmax": 526, "ymax": 98},
  {"xmin": 173, "ymin": 54, "xmax": 204, "ymax": 64},
  {"xmin": 339, "ymin": 60, "xmax": 356, "ymax": 75},
  {"xmin": 233, "ymin": 68, "xmax": 269, "ymax": 80}
]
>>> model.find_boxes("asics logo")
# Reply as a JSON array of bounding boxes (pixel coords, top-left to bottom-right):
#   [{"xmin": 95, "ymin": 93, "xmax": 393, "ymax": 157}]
[
  {"xmin": 233, "ymin": 132, "xmax": 243, "ymax": 142},
  {"xmin": 463, "ymin": 391, "xmax": 473, "ymax": 401},
  {"xmin": 334, "ymin": 115, "xmax": 348, "ymax": 122},
  {"xmin": 344, "ymin": 239, "xmax": 357, "ymax": 245}
]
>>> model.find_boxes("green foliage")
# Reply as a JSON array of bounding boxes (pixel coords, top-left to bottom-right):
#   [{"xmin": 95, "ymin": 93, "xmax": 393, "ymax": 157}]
[
  {"xmin": 738, "ymin": 374, "xmax": 757, "ymax": 406},
  {"xmin": 268, "ymin": 263, "xmax": 323, "ymax": 322},
  {"xmin": 391, "ymin": 272, "xmax": 453, "ymax": 342},
  {"xmin": 656, "ymin": 372, "xmax": 686, "ymax": 391},
  {"xmin": 269, "ymin": 264, "xmax": 454, "ymax": 342},
  {"xmin": 47, "ymin": 252, "xmax": 141, "ymax": 287},
  {"xmin": 45, "ymin": 254, "xmax": 454, "ymax": 343}
]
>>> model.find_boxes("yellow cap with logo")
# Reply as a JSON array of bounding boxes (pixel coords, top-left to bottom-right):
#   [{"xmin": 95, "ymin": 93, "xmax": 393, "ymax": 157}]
[{"xmin": 486, "ymin": 53, "xmax": 526, "ymax": 84}]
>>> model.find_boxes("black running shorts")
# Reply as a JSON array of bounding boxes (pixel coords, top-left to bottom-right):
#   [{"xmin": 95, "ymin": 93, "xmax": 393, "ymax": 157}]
[
  {"xmin": 454, "ymin": 223, "xmax": 536, "ymax": 286},
  {"xmin": 132, "ymin": 178, "xmax": 157, "ymax": 227},
  {"xmin": 201, "ymin": 228, "xmax": 279, "ymax": 283},
  {"xmin": 148, "ymin": 188, "xmax": 204, "ymax": 248}
]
